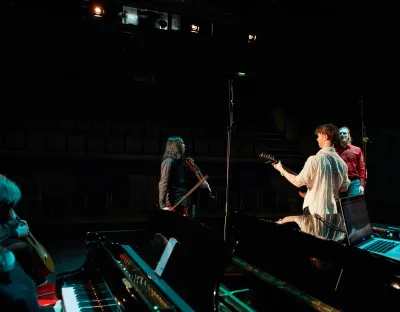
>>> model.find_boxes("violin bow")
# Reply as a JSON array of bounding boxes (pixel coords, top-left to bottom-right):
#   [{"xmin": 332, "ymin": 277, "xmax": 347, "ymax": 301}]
[{"xmin": 171, "ymin": 175, "xmax": 208, "ymax": 210}]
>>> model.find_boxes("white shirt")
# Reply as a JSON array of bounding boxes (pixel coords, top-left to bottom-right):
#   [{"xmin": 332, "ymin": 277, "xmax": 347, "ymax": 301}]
[{"xmin": 295, "ymin": 147, "xmax": 350, "ymax": 216}]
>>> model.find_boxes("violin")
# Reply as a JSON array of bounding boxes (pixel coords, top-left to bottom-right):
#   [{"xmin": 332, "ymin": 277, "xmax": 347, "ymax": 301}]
[{"xmin": 185, "ymin": 157, "xmax": 214, "ymax": 199}]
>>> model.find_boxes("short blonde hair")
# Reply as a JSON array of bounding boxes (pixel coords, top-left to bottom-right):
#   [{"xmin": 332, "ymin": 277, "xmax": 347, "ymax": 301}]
[
  {"xmin": 0, "ymin": 175, "xmax": 22, "ymax": 222},
  {"xmin": 0, "ymin": 248, "xmax": 15, "ymax": 273}
]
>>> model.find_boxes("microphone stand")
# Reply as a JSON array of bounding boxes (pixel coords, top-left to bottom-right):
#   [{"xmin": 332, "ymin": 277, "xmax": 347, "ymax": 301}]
[
  {"xmin": 360, "ymin": 94, "xmax": 369, "ymax": 188},
  {"xmin": 224, "ymin": 79, "xmax": 235, "ymax": 242}
]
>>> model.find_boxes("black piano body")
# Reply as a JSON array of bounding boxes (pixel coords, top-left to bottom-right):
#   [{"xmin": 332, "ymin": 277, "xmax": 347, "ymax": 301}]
[
  {"xmin": 56, "ymin": 210, "xmax": 226, "ymax": 311},
  {"xmin": 217, "ymin": 213, "xmax": 400, "ymax": 311},
  {"xmin": 56, "ymin": 209, "xmax": 400, "ymax": 311}
]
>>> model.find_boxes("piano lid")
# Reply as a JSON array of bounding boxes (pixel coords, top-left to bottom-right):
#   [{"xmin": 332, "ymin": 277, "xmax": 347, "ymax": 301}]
[
  {"xmin": 81, "ymin": 210, "xmax": 226, "ymax": 312},
  {"xmin": 146, "ymin": 210, "xmax": 227, "ymax": 312},
  {"xmin": 121, "ymin": 244, "xmax": 194, "ymax": 312}
]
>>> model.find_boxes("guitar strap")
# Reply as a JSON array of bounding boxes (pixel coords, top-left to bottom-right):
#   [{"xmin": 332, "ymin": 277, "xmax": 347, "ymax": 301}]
[{"xmin": 320, "ymin": 152, "xmax": 340, "ymax": 200}]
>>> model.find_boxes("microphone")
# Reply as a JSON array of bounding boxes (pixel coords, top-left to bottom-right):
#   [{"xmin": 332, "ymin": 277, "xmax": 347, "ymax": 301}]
[{"xmin": 313, "ymin": 214, "xmax": 346, "ymax": 233}]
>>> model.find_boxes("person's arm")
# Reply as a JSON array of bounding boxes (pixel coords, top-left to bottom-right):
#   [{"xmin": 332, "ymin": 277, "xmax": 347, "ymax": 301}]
[
  {"xmin": 281, "ymin": 169, "xmax": 303, "ymax": 188},
  {"xmin": 13, "ymin": 298, "xmax": 59, "ymax": 312},
  {"xmin": 276, "ymin": 215, "xmax": 300, "ymax": 224},
  {"xmin": 272, "ymin": 162, "xmax": 303, "ymax": 188},
  {"xmin": 339, "ymin": 167, "xmax": 350, "ymax": 193},
  {"xmin": 0, "ymin": 220, "xmax": 20, "ymax": 243},
  {"xmin": 158, "ymin": 159, "xmax": 172, "ymax": 208},
  {"xmin": 273, "ymin": 156, "xmax": 316, "ymax": 189}
]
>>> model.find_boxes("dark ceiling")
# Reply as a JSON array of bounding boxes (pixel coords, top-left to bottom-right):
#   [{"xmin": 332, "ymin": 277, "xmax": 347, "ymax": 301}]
[{"xmin": 5, "ymin": 0, "xmax": 399, "ymax": 119}]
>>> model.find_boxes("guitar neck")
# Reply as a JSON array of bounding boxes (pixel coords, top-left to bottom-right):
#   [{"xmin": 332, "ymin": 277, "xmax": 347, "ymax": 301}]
[
  {"xmin": 282, "ymin": 164, "xmax": 298, "ymax": 176},
  {"xmin": 259, "ymin": 154, "xmax": 299, "ymax": 176}
]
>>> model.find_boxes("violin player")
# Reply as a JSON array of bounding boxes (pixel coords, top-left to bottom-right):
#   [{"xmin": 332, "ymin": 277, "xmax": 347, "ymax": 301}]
[
  {"xmin": 0, "ymin": 175, "xmax": 48, "ymax": 287},
  {"xmin": 158, "ymin": 136, "xmax": 210, "ymax": 216}
]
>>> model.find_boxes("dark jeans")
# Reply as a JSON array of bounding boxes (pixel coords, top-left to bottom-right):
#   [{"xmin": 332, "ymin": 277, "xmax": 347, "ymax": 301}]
[
  {"xmin": 2, "ymin": 238, "xmax": 45, "ymax": 284},
  {"xmin": 340, "ymin": 179, "xmax": 361, "ymax": 198}
]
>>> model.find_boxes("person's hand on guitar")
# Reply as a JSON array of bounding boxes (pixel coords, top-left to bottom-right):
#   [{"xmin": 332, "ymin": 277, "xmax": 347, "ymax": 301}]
[
  {"xmin": 201, "ymin": 181, "xmax": 210, "ymax": 189},
  {"xmin": 20, "ymin": 219, "xmax": 28, "ymax": 226},
  {"xmin": 16, "ymin": 223, "xmax": 29, "ymax": 238},
  {"xmin": 272, "ymin": 161, "xmax": 285, "ymax": 176}
]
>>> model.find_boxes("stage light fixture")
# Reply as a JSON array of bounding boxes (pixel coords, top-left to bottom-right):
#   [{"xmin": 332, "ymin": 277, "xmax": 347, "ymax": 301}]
[
  {"xmin": 248, "ymin": 34, "xmax": 256, "ymax": 44},
  {"xmin": 93, "ymin": 5, "xmax": 104, "ymax": 17},
  {"xmin": 190, "ymin": 24, "xmax": 200, "ymax": 33}
]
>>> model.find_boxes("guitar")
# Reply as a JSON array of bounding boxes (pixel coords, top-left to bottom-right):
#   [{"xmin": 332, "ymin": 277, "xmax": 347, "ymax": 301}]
[
  {"xmin": 259, "ymin": 153, "xmax": 307, "ymax": 198},
  {"xmin": 9, "ymin": 209, "xmax": 55, "ymax": 275}
]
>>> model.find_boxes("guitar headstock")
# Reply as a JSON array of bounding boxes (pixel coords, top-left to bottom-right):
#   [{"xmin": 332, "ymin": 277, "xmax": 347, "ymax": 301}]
[{"xmin": 259, "ymin": 153, "xmax": 279, "ymax": 164}]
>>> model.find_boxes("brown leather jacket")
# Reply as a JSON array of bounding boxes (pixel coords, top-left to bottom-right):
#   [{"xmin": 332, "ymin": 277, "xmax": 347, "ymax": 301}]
[{"xmin": 158, "ymin": 157, "xmax": 188, "ymax": 208}]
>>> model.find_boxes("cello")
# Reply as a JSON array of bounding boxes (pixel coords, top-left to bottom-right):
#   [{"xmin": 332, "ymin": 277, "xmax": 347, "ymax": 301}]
[
  {"xmin": 9, "ymin": 208, "xmax": 55, "ymax": 276},
  {"xmin": 185, "ymin": 157, "xmax": 214, "ymax": 199}
]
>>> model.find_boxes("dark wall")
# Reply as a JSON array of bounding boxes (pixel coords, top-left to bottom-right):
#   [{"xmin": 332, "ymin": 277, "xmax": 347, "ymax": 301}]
[{"xmin": 4, "ymin": 1, "xmax": 399, "ymax": 225}]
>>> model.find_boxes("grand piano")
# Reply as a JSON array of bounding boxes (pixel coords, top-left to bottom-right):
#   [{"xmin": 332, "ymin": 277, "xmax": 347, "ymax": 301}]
[
  {"xmin": 218, "ymin": 213, "xmax": 400, "ymax": 311},
  {"xmin": 55, "ymin": 210, "xmax": 400, "ymax": 311},
  {"xmin": 56, "ymin": 210, "xmax": 227, "ymax": 311}
]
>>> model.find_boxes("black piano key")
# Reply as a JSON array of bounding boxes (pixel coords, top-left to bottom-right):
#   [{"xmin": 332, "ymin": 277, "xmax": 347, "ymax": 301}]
[
  {"xmin": 74, "ymin": 289, "xmax": 111, "ymax": 297},
  {"xmin": 73, "ymin": 288, "xmax": 108, "ymax": 293},
  {"xmin": 73, "ymin": 285, "xmax": 109, "ymax": 292},
  {"xmin": 79, "ymin": 304, "xmax": 121, "ymax": 311},
  {"xmin": 75, "ymin": 292, "xmax": 113, "ymax": 301},
  {"xmin": 78, "ymin": 299, "xmax": 116, "ymax": 308}
]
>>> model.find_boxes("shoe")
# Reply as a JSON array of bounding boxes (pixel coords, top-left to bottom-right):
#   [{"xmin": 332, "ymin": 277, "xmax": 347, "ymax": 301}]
[{"xmin": 36, "ymin": 278, "xmax": 48, "ymax": 288}]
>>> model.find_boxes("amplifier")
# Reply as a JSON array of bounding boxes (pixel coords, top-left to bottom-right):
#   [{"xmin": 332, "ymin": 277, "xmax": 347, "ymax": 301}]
[{"xmin": 372, "ymin": 223, "xmax": 400, "ymax": 241}]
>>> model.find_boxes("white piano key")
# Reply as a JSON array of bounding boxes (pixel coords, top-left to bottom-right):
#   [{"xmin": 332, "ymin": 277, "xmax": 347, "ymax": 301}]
[{"xmin": 61, "ymin": 286, "xmax": 80, "ymax": 312}]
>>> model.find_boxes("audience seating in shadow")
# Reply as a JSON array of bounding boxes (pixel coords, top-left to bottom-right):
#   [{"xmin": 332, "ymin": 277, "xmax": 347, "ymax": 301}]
[
  {"xmin": 125, "ymin": 137, "xmax": 143, "ymax": 154},
  {"xmin": 106, "ymin": 135, "xmax": 124, "ymax": 154},
  {"xmin": 194, "ymin": 139, "xmax": 210, "ymax": 157},
  {"xmin": 47, "ymin": 132, "xmax": 67, "ymax": 152},
  {"xmin": 26, "ymin": 133, "xmax": 46, "ymax": 152},
  {"xmin": 87, "ymin": 135, "xmax": 106, "ymax": 154},
  {"xmin": 3, "ymin": 132, "xmax": 25, "ymax": 151},
  {"xmin": 67, "ymin": 134, "xmax": 86, "ymax": 153}
]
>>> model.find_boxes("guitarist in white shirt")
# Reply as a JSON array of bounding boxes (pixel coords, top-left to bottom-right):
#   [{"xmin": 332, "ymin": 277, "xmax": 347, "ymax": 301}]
[{"xmin": 271, "ymin": 124, "xmax": 350, "ymax": 241}]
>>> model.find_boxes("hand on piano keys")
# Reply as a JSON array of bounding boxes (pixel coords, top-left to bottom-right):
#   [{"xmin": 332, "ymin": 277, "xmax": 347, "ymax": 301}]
[{"xmin": 53, "ymin": 299, "xmax": 63, "ymax": 312}]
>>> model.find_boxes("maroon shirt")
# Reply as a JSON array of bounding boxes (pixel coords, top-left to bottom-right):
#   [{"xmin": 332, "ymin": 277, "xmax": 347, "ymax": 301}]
[{"xmin": 335, "ymin": 144, "xmax": 366, "ymax": 186}]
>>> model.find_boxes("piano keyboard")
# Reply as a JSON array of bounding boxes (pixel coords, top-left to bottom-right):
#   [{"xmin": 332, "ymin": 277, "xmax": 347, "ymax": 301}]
[{"xmin": 61, "ymin": 282, "xmax": 122, "ymax": 311}]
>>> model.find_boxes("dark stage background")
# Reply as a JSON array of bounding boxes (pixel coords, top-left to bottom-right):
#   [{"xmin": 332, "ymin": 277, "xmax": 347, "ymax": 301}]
[{"xmin": 2, "ymin": 0, "xmax": 400, "ymax": 226}]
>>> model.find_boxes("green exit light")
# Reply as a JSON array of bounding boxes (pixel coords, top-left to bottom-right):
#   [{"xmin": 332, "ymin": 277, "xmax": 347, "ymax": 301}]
[{"xmin": 236, "ymin": 72, "xmax": 246, "ymax": 77}]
